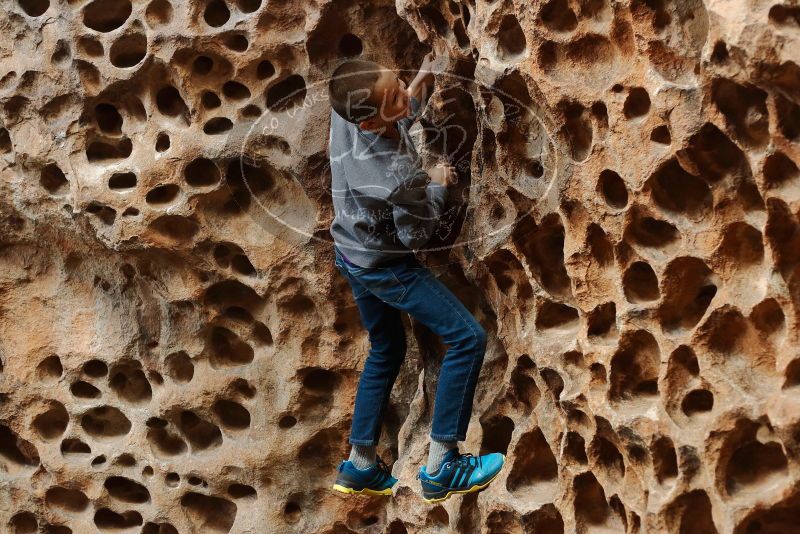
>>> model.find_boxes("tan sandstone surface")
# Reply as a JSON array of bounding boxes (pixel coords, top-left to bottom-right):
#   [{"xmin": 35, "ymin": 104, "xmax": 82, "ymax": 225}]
[{"xmin": 0, "ymin": 0, "xmax": 799, "ymax": 532}]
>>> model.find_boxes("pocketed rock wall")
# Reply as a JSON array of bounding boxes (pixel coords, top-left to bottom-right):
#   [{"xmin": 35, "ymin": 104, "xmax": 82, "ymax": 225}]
[{"xmin": 0, "ymin": 0, "xmax": 799, "ymax": 532}]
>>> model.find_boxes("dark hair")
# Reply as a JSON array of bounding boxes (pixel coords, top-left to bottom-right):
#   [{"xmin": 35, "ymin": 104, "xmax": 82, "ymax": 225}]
[{"xmin": 328, "ymin": 59, "xmax": 383, "ymax": 124}]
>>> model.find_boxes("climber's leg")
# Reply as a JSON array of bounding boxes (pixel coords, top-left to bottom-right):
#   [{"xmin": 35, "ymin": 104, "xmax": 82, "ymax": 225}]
[
  {"xmin": 338, "ymin": 254, "xmax": 488, "ymax": 443},
  {"xmin": 334, "ymin": 250, "xmax": 408, "ymax": 448}
]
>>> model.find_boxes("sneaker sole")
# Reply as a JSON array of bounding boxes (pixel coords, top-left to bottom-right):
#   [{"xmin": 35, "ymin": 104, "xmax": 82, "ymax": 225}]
[
  {"xmin": 422, "ymin": 455, "xmax": 506, "ymax": 503},
  {"xmin": 331, "ymin": 483, "xmax": 393, "ymax": 496}
]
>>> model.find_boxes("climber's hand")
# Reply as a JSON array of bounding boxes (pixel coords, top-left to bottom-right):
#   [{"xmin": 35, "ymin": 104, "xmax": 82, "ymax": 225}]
[
  {"xmin": 428, "ymin": 162, "xmax": 456, "ymax": 187},
  {"xmin": 420, "ymin": 51, "xmax": 436, "ymax": 74}
]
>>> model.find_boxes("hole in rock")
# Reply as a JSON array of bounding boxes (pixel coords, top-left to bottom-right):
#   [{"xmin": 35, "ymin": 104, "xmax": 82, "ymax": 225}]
[
  {"xmin": 587, "ymin": 224, "xmax": 613, "ymax": 266},
  {"xmin": 278, "ymin": 414, "xmax": 297, "ymax": 428},
  {"xmin": 20, "ymin": 0, "xmax": 49, "ymax": 16},
  {"xmin": 192, "ymin": 56, "xmax": 213, "ymax": 75},
  {"xmin": 480, "ymin": 415, "xmax": 514, "ymax": 455},
  {"xmin": 145, "ymin": 184, "xmax": 179, "ymax": 205},
  {"xmin": 209, "ymin": 326, "xmax": 254, "ymax": 368},
  {"xmin": 574, "ymin": 472, "xmax": 615, "ymax": 529},
  {"xmin": 156, "ymin": 86, "xmax": 188, "ymax": 118},
  {"xmin": 536, "ymin": 300, "xmax": 579, "ymax": 331},
  {"xmin": 598, "ymin": 169, "xmax": 627, "ymax": 209},
  {"xmin": 185, "ymin": 157, "xmax": 220, "ymax": 187},
  {"xmin": 145, "ymin": 0, "xmax": 172, "ymax": 26},
  {"xmin": 46, "ymin": 486, "xmax": 89, "ymax": 512},
  {"xmin": 179, "ymin": 410, "xmax": 223, "ymax": 451},
  {"xmin": 110, "ymin": 32, "xmax": 146, "ymax": 68},
  {"xmin": 645, "ymin": 158, "xmax": 711, "ymax": 218},
  {"xmin": 95, "ymin": 103, "xmax": 123, "ymax": 133},
  {"xmin": 716, "ymin": 222, "xmax": 763, "ymax": 266},
  {"xmin": 540, "ymin": 0, "xmax": 577, "ymax": 31},
  {"xmin": 561, "ymin": 102, "xmax": 592, "ymax": 161},
  {"xmin": 711, "ymin": 78, "xmax": 769, "ymax": 146},
  {"xmin": 61, "ymin": 438, "xmax": 91, "ymax": 456},
  {"xmin": 180, "ymin": 492, "xmax": 236, "ymax": 532},
  {"xmin": 339, "ymin": 33, "xmax": 362, "ymax": 57},
  {"xmin": 511, "ymin": 355, "xmax": 540, "ymax": 411},
  {"xmin": 146, "ymin": 423, "xmax": 187, "ymax": 457},
  {"xmin": 228, "ymin": 483, "xmax": 256, "ymax": 498},
  {"xmin": 540, "ymin": 368, "xmax": 565, "ymax": 400},
  {"xmin": 257, "ymin": 60, "xmax": 275, "ymax": 79},
  {"xmin": 108, "ymin": 172, "xmax": 137, "ymax": 190},
  {"xmin": 201, "ymin": 91, "xmax": 221, "ymax": 109},
  {"xmin": 623, "ymin": 87, "xmax": 650, "ymax": 118},
  {"xmin": 587, "ymin": 302, "xmax": 616, "ymax": 337},
  {"xmin": 609, "ymin": 329, "xmax": 660, "ymax": 402},
  {"xmin": 222, "ymin": 81, "xmax": 250, "ymax": 100},
  {"xmin": 512, "ymin": 213, "xmax": 571, "ymax": 297},
  {"xmin": 0, "ymin": 424, "xmax": 40, "ymax": 469},
  {"xmin": 213, "ymin": 399, "xmax": 250, "ymax": 429},
  {"xmin": 40, "ymin": 164, "xmax": 68, "ymax": 195},
  {"xmin": 497, "ymin": 14, "xmax": 527, "ymax": 59},
  {"xmin": 623, "ymin": 261, "xmax": 659, "ymax": 303},
  {"xmin": 33, "ymin": 402, "xmax": 69, "ymax": 440},
  {"xmin": 419, "ymin": 5, "xmax": 449, "ymax": 35},
  {"xmin": 565, "ymin": 432, "xmax": 588, "ymax": 464},
  {"xmin": 165, "ymin": 351, "xmax": 193, "ymax": 383},
  {"xmin": 86, "ymin": 137, "xmax": 132, "ymax": 162},
  {"xmin": 651, "ymin": 125, "xmax": 671, "ymax": 144},
  {"xmin": 71, "ymin": 380, "xmax": 101, "ymax": 398},
  {"xmin": 104, "ymin": 476, "xmax": 150, "ymax": 503},
  {"xmin": 626, "ymin": 210, "xmax": 680, "ymax": 248},
  {"xmin": 83, "ymin": 0, "xmax": 132, "ymax": 32},
  {"xmin": 78, "ymin": 36, "xmax": 104, "ymax": 57},
  {"xmin": 711, "ymin": 41, "xmax": 728, "ymax": 63},
  {"xmin": 155, "ymin": 133, "xmax": 170, "ymax": 152},
  {"xmin": 763, "ymin": 151, "xmax": 798, "ymax": 189},
  {"xmin": 81, "ymin": 406, "xmax": 132, "ymax": 439},
  {"xmin": 266, "ymin": 75, "xmax": 307, "ymax": 111},
  {"xmin": 769, "ymin": 3, "xmax": 800, "ymax": 25},
  {"xmin": 651, "ymin": 436, "xmax": 678, "ymax": 486},
  {"xmin": 775, "ymin": 94, "xmax": 800, "ymax": 141},
  {"xmin": 751, "ymin": 299, "xmax": 785, "ymax": 335},
  {"xmin": 726, "ymin": 439, "xmax": 788, "ymax": 496},
  {"xmin": 109, "ymin": 364, "xmax": 152, "ymax": 403},
  {"xmin": 506, "ymin": 428, "xmax": 557, "ymax": 493},
  {"xmin": 204, "ymin": 0, "xmax": 230, "ymax": 27},
  {"xmin": 36, "ymin": 354, "xmax": 64, "ymax": 382},
  {"xmin": 84, "ymin": 359, "xmax": 108, "ymax": 377},
  {"xmin": 284, "ymin": 501, "xmax": 301, "ymax": 523},
  {"xmin": 659, "ymin": 257, "xmax": 716, "ymax": 331},
  {"xmin": 203, "ymin": 117, "xmax": 233, "ymax": 135},
  {"xmin": 682, "ymin": 389, "xmax": 714, "ymax": 416},
  {"xmin": 224, "ymin": 34, "xmax": 248, "ymax": 52},
  {"xmin": 148, "ymin": 215, "xmax": 199, "ymax": 242},
  {"xmin": 590, "ymin": 437, "xmax": 625, "ymax": 479},
  {"xmin": 0, "ymin": 128, "xmax": 11, "ymax": 152},
  {"xmin": 233, "ymin": 0, "xmax": 260, "ymax": 12},
  {"xmin": 86, "ymin": 202, "xmax": 117, "ymax": 224}
]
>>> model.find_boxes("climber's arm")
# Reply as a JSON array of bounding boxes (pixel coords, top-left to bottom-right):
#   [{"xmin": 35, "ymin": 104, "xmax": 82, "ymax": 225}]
[{"xmin": 407, "ymin": 50, "xmax": 438, "ymax": 112}]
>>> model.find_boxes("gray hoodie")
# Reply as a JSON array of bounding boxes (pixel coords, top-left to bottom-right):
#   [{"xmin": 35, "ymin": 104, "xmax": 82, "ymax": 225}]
[{"xmin": 328, "ymin": 95, "xmax": 448, "ymax": 268}]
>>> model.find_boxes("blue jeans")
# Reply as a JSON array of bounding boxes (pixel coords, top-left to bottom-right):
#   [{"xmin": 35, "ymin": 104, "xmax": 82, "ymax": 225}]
[{"xmin": 333, "ymin": 246, "xmax": 487, "ymax": 445}]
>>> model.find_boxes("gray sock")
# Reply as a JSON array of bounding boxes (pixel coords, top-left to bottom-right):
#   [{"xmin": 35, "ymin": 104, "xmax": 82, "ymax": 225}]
[
  {"xmin": 348, "ymin": 444, "xmax": 377, "ymax": 470},
  {"xmin": 427, "ymin": 438, "xmax": 457, "ymax": 474}
]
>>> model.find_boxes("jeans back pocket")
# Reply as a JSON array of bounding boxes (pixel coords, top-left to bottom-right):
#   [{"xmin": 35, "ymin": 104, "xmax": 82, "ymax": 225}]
[{"xmin": 351, "ymin": 267, "xmax": 407, "ymax": 304}]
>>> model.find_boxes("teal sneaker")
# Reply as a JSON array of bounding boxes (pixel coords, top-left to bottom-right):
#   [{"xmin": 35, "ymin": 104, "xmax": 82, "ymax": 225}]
[
  {"xmin": 331, "ymin": 456, "xmax": 397, "ymax": 496},
  {"xmin": 417, "ymin": 449, "xmax": 505, "ymax": 503}
]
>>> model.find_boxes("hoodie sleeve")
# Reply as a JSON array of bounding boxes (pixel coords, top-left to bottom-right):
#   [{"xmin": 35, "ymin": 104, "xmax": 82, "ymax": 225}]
[
  {"xmin": 397, "ymin": 95, "xmax": 422, "ymax": 131},
  {"xmin": 387, "ymin": 170, "xmax": 448, "ymax": 251}
]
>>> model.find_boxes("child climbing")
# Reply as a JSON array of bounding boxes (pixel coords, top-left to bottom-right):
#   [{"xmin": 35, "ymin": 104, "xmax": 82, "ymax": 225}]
[{"xmin": 326, "ymin": 49, "xmax": 505, "ymax": 503}]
